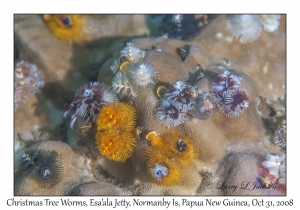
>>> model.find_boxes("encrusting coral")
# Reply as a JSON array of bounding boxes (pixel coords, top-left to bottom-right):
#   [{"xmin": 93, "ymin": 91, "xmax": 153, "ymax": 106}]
[{"xmin": 96, "ymin": 36, "xmax": 282, "ymax": 195}]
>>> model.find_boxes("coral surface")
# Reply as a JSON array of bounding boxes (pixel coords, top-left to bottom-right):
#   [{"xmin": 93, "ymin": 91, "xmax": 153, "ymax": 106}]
[{"xmin": 14, "ymin": 14, "xmax": 286, "ymax": 196}]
